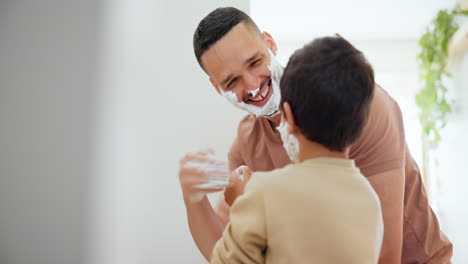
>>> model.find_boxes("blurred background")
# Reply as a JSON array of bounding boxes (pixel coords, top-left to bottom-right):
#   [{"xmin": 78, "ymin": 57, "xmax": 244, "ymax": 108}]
[{"xmin": 0, "ymin": 0, "xmax": 467, "ymax": 263}]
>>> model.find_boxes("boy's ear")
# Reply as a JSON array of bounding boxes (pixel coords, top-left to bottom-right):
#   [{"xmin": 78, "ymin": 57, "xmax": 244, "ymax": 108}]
[{"xmin": 282, "ymin": 102, "xmax": 299, "ymax": 134}]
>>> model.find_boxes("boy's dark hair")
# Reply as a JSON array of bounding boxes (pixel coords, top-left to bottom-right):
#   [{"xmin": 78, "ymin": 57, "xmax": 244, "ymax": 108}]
[
  {"xmin": 193, "ymin": 7, "xmax": 261, "ymax": 70},
  {"xmin": 280, "ymin": 35, "xmax": 375, "ymax": 152}
]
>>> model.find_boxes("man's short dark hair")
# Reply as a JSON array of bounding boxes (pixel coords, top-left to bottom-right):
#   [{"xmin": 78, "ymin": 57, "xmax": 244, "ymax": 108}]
[
  {"xmin": 193, "ymin": 7, "xmax": 261, "ymax": 70},
  {"xmin": 280, "ymin": 35, "xmax": 375, "ymax": 152}
]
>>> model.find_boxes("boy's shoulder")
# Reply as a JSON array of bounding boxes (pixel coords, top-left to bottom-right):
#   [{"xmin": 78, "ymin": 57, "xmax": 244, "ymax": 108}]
[{"xmin": 246, "ymin": 163, "xmax": 299, "ymax": 191}]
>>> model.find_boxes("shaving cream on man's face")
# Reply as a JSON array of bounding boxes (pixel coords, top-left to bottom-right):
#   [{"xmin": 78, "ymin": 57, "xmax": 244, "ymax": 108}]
[{"xmin": 221, "ymin": 49, "xmax": 283, "ymax": 117}]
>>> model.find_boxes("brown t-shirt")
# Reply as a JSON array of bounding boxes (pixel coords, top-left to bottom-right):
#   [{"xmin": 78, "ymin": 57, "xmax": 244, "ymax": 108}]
[{"xmin": 226, "ymin": 85, "xmax": 452, "ymax": 264}]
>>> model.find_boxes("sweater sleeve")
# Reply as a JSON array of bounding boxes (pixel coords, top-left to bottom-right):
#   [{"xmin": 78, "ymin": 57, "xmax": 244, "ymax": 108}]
[{"xmin": 211, "ymin": 177, "xmax": 267, "ymax": 264}]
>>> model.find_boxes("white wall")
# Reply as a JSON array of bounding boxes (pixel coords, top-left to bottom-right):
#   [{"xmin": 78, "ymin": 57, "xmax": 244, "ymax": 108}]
[
  {"xmin": 0, "ymin": 1, "xmax": 99, "ymax": 264},
  {"xmin": 89, "ymin": 1, "xmax": 248, "ymax": 264},
  {"xmin": 251, "ymin": 0, "xmax": 455, "ymax": 41},
  {"xmin": 435, "ymin": 52, "xmax": 468, "ymax": 263},
  {"xmin": 0, "ymin": 1, "xmax": 249, "ymax": 263}
]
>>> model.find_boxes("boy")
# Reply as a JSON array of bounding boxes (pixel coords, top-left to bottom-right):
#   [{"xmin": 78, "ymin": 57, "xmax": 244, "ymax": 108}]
[{"xmin": 210, "ymin": 35, "xmax": 383, "ymax": 264}]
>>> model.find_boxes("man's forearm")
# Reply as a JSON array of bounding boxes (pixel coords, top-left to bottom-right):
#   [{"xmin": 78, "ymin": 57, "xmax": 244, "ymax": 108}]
[{"xmin": 185, "ymin": 196, "xmax": 226, "ymax": 261}]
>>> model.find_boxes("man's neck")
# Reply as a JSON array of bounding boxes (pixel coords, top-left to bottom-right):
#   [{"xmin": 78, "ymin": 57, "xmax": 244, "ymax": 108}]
[{"xmin": 297, "ymin": 135, "xmax": 348, "ymax": 162}]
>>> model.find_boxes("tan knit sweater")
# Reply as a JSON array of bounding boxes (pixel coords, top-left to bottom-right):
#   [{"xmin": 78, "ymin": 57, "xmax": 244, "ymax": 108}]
[{"xmin": 211, "ymin": 158, "xmax": 383, "ymax": 264}]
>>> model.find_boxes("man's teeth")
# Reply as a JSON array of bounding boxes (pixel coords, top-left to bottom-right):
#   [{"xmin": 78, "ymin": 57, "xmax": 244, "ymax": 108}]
[{"xmin": 250, "ymin": 87, "xmax": 269, "ymax": 102}]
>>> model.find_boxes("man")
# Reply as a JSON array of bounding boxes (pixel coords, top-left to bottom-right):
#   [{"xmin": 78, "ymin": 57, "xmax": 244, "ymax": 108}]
[
  {"xmin": 179, "ymin": 6, "xmax": 452, "ymax": 263},
  {"xmin": 210, "ymin": 35, "xmax": 384, "ymax": 264}
]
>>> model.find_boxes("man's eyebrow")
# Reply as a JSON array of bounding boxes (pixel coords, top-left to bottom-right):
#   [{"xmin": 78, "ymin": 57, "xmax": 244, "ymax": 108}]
[
  {"xmin": 243, "ymin": 51, "xmax": 260, "ymax": 66},
  {"xmin": 220, "ymin": 52, "xmax": 261, "ymax": 87}
]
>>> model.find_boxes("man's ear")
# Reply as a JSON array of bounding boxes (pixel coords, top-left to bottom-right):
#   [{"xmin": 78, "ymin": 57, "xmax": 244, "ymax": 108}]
[
  {"xmin": 282, "ymin": 102, "xmax": 299, "ymax": 134},
  {"xmin": 210, "ymin": 77, "xmax": 222, "ymax": 95},
  {"xmin": 262, "ymin": 31, "xmax": 278, "ymax": 55}
]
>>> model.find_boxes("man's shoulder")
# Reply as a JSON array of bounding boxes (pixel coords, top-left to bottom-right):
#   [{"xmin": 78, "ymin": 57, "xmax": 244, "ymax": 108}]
[
  {"xmin": 228, "ymin": 114, "xmax": 266, "ymax": 169},
  {"xmin": 237, "ymin": 114, "xmax": 265, "ymax": 132},
  {"xmin": 228, "ymin": 114, "xmax": 286, "ymax": 171},
  {"xmin": 350, "ymin": 83, "xmax": 406, "ymax": 175},
  {"xmin": 233, "ymin": 114, "xmax": 270, "ymax": 143}
]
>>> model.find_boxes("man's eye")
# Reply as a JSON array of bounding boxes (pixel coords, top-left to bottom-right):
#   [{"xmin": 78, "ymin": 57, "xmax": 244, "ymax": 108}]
[
  {"xmin": 227, "ymin": 78, "xmax": 238, "ymax": 88},
  {"xmin": 251, "ymin": 59, "xmax": 261, "ymax": 67}
]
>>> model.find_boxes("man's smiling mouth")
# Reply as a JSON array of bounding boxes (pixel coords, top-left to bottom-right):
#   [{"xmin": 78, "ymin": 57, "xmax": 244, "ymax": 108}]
[{"xmin": 245, "ymin": 79, "xmax": 272, "ymax": 107}]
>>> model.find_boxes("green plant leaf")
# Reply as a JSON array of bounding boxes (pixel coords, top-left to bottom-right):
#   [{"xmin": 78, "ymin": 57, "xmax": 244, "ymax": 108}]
[{"xmin": 416, "ymin": 5, "xmax": 468, "ymax": 151}]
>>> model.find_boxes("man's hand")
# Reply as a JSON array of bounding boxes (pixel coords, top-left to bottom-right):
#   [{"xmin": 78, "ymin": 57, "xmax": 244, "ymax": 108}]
[
  {"xmin": 178, "ymin": 148, "xmax": 234, "ymax": 260},
  {"xmin": 225, "ymin": 165, "xmax": 253, "ymax": 206},
  {"xmin": 178, "ymin": 148, "xmax": 230, "ymax": 204}
]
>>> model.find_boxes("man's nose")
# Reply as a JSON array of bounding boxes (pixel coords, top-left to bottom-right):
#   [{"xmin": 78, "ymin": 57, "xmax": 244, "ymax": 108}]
[{"xmin": 243, "ymin": 74, "xmax": 261, "ymax": 96}]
